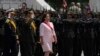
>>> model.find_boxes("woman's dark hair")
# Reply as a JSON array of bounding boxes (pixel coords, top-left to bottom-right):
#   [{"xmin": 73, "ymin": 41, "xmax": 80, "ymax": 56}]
[{"xmin": 42, "ymin": 12, "xmax": 50, "ymax": 22}]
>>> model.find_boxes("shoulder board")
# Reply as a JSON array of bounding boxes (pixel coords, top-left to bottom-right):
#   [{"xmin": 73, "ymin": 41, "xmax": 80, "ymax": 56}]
[{"xmin": 5, "ymin": 19, "xmax": 10, "ymax": 23}]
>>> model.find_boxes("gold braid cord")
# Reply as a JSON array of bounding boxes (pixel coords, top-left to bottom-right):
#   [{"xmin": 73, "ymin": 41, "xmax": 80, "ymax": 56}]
[
  {"xmin": 6, "ymin": 19, "xmax": 17, "ymax": 32},
  {"xmin": 31, "ymin": 21, "xmax": 36, "ymax": 32}
]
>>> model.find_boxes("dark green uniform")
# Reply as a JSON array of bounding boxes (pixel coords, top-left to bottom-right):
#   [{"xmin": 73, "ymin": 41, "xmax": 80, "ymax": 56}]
[
  {"xmin": 79, "ymin": 17, "xmax": 94, "ymax": 56},
  {"xmin": 73, "ymin": 18, "xmax": 84, "ymax": 56},
  {"xmin": 63, "ymin": 18, "xmax": 76, "ymax": 56},
  {"xmin": 33, "ymin": 16, "xmax": 44, "ymax": 56},
  {"xmin": 0, "ymin": 17, "xmax": 5, "ymax": 56},
  {"xmin": 94, "ymin": 18, "xmax": 100, "ymax": 56},
  {"xmin": 3, "ymin": 18, "xmax": 19, "ymax": 56},
  {"xmin": 55, "ymin": 18, "xmax": 64, "ymax": 56},
  {"xmin": 18, "ymin": 19, "xmax": 36, "ymax": 56}
]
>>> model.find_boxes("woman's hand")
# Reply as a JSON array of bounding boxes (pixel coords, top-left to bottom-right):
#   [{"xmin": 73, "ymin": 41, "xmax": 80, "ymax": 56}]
[
  {"xmin": 55, "ymin": 40, "xmax": 58, "ymax": 44},
  {"xmin": 40, "ymin": 36, "xmax": 44, "ymax": 45},
  {"xmin": 53, "ymin": 35, "xmax": 57, "ymax": 44}
]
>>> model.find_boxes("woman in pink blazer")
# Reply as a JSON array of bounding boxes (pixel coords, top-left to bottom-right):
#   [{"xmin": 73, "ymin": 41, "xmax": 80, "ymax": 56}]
[{"xmin": 39, "ymin": 13, "xmax": 57, "ymax": 56}]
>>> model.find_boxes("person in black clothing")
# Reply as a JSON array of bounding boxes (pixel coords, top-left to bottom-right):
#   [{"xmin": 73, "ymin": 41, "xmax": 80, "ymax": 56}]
[
  {"xmin": 94, "ymin": 14, "xmax": 100, "ymax": 56},
  {"xmin": 80, "ymin": 12, "xmax": 94, "ymax": 56},
  {"xmin": 54, "ymin": 13, "xmax": 64, "ymax": 56},
  {"xmin": 73, "ymin": 14, "xmax": 85, "ymax": 56},
  {"xmin": 18, "ymin": 10, "xmax": 36, "ymax": 56},
  {"xmin": 3, "ymin": 10, "xmax": 19, "ymax": 56},
  {"xmin": 61, "ymin": 13, "xmax": 75, "ymax": 56},
  {"xmin": 33, "ymin": 12, "xmax": 44, "ymax": 56},
  {"xmin": 0, "ymin": 10, "xmax": 5, "ymax": 56}
]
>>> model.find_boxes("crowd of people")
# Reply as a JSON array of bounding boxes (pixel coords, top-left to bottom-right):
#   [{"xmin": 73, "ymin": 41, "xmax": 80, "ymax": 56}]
[{"xmin": 0, "ymin": 2, "xmax": 100, "ymax": 56}]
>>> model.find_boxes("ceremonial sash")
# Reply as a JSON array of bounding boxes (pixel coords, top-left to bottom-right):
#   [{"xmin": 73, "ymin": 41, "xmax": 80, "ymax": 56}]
[
  {"xmin": 44, "ymin": 22, "xmax": 53, "ymax": 31},
  {"xmin": 6, "ymin": 19, "xmax": 16, "ymax": 32},
  {"xmin": 31, "ymin": 21, "xmax": 36, "ymax": 31}
]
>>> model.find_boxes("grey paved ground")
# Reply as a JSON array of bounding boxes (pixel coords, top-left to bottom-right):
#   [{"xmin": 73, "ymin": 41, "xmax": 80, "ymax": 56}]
[{"xmin": 18, "ymin": 49, "xmax": 84, "ymax": 56}]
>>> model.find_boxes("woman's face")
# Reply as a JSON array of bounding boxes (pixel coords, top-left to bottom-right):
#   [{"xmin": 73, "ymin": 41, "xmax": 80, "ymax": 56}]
[{"xmin": 45, "ymin": 14, "xmax": 50, "ymax": 22}]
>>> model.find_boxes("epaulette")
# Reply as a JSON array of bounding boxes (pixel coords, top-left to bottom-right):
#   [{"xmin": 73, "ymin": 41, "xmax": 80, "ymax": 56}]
[{"xmin": 5, "ymin": 19, "xmax": 10, "ymax": 23}]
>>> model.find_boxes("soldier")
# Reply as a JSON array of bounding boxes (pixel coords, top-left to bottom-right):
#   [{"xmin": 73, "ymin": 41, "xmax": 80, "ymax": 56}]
[
  {"xmin": 62, "ymin": 13, "xmax": 75, "ymax": 56},
  {"xmin": 54, "ymin": 13, "xmax": 64, "ymax": 56},
  {"xmin": 68, "ymin": 2, "xmax": 77, "ymax": 14},
  {"xmin": 18, "ymin": 10, "xmax": 36, "ymax": 56},
  {"xmin": 73, "ymin": 14, "xmax": 83, "ymax": 56},
  {"xmin": 20, "ymin": 2, "xmax": 28, "ymax": 13},
  {"xmin": 18, "ymin": 2, "xmax": 29, "ymax": 20},
  {"xmin": 76, "ymin": 3, "xmax": 82, "ymax": 14},
  {"xmin": 2, "ymin": 9, "xmax": 19, "ymax": 56},
  {"xmin": 81, "ymin": 12, "xmax": 94, "ymax": 56},
  {"xmin": 33, "ymin": 11, "xmax": 43, "ymax": 56},
  {"xmin": 94, "ymin": 13, "xmax": 100, "ymax": 56},
  {"xmin": 0, "ymin": 10, "xmax": 6, "ymax": 56}
]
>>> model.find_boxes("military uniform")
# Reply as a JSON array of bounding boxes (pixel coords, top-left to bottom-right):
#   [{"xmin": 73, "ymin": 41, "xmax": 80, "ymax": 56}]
[
  {"xmin": 94, "ymin": 17, "xmax": 100, "ymax": 56},
  {"xmin": 80, "ymin": 16, "xmax": 94, "ymax": 56},
  {"xmin": 73, "ymin": 18, "xmax": 82, "ymax": 56},
  {"xmin": 59, "ymin": 17, "xmax": 75, "ymax": 56},
  {"xmin": 0, "ymin": 17, "xmax": 5, "ymax": 56},
  {"xmin": 18, "ymin": 18, "xmax": 36, "ymax": 56},
  {"xmin": 3, "ymin": 18, "xmax": 19, "ymax": 56},
  {"xmin": 33, "ymin": 16, "xmax": 44, "ymax": 56},
  {"xmin": 55, "ymin": 17, "xmax": 64, "ymax": 56}
]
